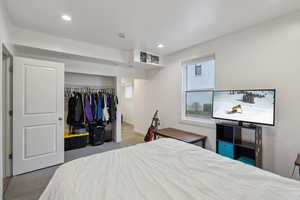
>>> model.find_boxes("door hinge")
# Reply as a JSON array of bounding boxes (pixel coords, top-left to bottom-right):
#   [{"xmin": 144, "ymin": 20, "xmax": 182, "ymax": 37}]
[
  {"xmin": 9, "ymin": 66, "xmax": 13, "ymax": 73},
  {"xmin": 9, "ymin": 154, "xmax": 12, "ymax": 159},
  {"xmin": 9, "ymin": 110, "xmax": 13, "ymax": 116}
]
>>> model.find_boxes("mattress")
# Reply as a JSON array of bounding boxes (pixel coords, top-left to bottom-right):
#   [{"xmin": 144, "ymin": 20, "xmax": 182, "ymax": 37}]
[{"xmin": 39, "ymin": 138, "xmax": 300, "ymax": 200}]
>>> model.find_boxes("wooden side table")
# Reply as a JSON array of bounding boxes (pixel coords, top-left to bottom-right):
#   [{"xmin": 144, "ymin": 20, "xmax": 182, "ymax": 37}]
[
  {"xmin": 154, "ymin": 128, "xmax": 207, "ymax": 148},
  {"xmin": 291, "ymin": 154, "xmax": 300, "ymax": 180}
]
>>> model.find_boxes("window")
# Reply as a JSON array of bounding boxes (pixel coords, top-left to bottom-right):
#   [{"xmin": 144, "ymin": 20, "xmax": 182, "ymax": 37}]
[
  {"xmin": 195, "ymin": 64, "xmax": 202, "ymax": 76},
  {"xmin": 182, "ymin": 56, "xmax": 215, "ymax": 119},
  {"xmin": 124, "ymin": 85, "xmax": 133, "ymax": 99}
]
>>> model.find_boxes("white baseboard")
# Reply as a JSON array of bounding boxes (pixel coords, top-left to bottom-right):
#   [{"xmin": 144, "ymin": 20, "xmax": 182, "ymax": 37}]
[
  {"xmin": 123, "ymin": 121, "xmax": 133, "ymax": 126},
  {"xmin": 134, "ymin": 129, "xmax": 146, "ymax": 136}
]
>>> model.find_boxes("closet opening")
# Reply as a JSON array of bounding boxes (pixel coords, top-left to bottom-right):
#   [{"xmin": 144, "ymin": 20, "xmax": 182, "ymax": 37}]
[{"xmin": 64, "ymin": 72, "xmax": 120, "ymax": 161}]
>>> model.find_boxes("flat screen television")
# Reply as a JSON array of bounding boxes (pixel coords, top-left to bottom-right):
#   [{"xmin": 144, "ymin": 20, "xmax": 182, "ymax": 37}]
[{"xmin": 212, "ymin": 89, "xmax": 275, "ymax": 126}]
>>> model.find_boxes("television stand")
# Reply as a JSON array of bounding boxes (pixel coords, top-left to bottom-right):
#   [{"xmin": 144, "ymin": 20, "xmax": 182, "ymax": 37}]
[{"xmin": 216, "ymin": 123, "xmax": 262, "ymax": 168}]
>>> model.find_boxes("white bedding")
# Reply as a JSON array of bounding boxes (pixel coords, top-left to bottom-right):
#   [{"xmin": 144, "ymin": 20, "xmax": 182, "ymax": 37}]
[{"xmin": 39, "ymin": 139, "xmax": 300, "ymax": 200}]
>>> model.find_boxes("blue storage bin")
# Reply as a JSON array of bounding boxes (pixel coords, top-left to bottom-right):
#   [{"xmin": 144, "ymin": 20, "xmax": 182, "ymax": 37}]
[
  {"xmin": 238, "ymin": 156, "xmax": 256, "ymax": 166},
  {"xmin": 218, "ymin": 141, "xmax": 234, "ymax": 159}
]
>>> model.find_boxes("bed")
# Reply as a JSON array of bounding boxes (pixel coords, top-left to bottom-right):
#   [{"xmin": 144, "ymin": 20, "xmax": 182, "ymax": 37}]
[{"xmin": 39, "ymin": 138, "xmax": 300, "ymax": 200}]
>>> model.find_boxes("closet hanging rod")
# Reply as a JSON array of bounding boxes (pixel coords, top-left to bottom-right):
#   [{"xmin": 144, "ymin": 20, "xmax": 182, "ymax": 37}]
[
  {"xmin": 64, "ymin": 84, "xmax": 114, "ymax": 89},
  {"xmin": 64, "ymin": 84, "xmax": 115, "ymax": 97},
  {"xmin": 64, "ymin": 88, "xmax": 115, "ymax": 92},
  {"xmin": 64, "ymin": 87, "xmax": 115, "ymax": 92},
  {"xmin": 64, "ymin": 88, "xmax": 115, "ymax": 98}
]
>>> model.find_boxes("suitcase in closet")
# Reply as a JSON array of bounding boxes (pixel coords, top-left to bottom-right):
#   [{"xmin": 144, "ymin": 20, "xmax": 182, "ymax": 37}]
[
  {"xmin": 104, "ymin": 123, "xmax": 113, "ymax": 142},
  {"xmin": 88, "ymin": 122, "xmax": 105, "ymax": 146}
]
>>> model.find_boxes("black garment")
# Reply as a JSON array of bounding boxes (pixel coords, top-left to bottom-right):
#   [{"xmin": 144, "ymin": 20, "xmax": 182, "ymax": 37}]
[
  {"xmin": 91, "ymin": 93, "xmax": 98, "ymax": 121},
  {"xmin": 67, "ymin": 96, "xmax": 75, "ymax": 125},
  {"xmin": 74, "ymin": 93, "xmax": 84, "ymax": 123},
  {"xmin": 109, "ymin": 95, "xmax": 118, "ymax": 122},
  {"xmin": 115, "ymin": 96, "xmax": 118, "ymax": 105}
]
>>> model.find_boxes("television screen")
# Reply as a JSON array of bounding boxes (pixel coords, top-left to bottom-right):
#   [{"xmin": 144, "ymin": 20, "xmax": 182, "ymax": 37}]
[{"xmin": 212, "ymin": 89, "xmax": 275, "ymax": 126}]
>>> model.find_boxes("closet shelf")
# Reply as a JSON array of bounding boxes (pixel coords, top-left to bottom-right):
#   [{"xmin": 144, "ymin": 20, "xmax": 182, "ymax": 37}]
[
  {"xmin": 234, "ymin": 141, "xmax": 256, "ymax": 150},
  {"xmin": 131, "ymin": 61, "xmax": 165, "ymax": 69}
]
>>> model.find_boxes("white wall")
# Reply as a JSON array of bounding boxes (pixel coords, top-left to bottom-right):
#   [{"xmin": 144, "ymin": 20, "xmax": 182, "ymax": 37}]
[
  {"xmin": 64, "ymin": 60, "xmax": 147, "ymax": 79},
  {"xmin": 65, "ymin": 72, "xmax": 114, "ymax": 87},
  {"xmin": 133, "ymin": 78, "xmax": 158, "ymax": 134},
  {"xmin": 12, "ymin": 27, "xmax": 129, "ymax": 65},
  {"xmin": 114, "ymin": 77, "xmax": 122, "ymax": 143},
  {"xmin": 14, "ymin": 50, "xmax": 147, "ymax": 80},
  {"xmin": 133, "ymin": 12, "xmax": 300, "ymax": 178}
]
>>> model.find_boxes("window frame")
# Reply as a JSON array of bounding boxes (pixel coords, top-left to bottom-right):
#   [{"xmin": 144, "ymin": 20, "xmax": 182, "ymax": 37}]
[
  {"xmin": 180, "ymin": 55, "xmax": 216, "ymax": 127},
  {"xmin": 124, "ymin": 85, "xmax": 133, "ymax": 99}
]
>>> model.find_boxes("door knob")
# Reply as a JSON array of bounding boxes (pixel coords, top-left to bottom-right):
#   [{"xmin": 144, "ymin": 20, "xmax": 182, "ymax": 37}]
[{"xmin": 58, "ymin": 117, "xmax": 63, "ymax": 121}]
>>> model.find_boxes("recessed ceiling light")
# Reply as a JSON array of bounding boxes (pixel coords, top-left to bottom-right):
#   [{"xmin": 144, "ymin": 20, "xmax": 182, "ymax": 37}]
[
  {"xmin": 61, "ymin": 14, "xmax": 72, "ymax": 22},
  {"xmin": 157, "ymin": 44, "xmax": 164, "ymax": 48}
]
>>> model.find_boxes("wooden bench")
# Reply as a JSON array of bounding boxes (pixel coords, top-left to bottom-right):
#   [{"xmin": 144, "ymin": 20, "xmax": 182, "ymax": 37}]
[{"xmin": 154, "ymin": 128, "xmax": 207, "ymax": 148}]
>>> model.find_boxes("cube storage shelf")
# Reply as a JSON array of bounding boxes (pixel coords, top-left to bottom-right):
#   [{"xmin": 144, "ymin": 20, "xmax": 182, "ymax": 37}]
[{"xmin": 216, "ymin": 123, "xmax": 262, "ymax": 168}]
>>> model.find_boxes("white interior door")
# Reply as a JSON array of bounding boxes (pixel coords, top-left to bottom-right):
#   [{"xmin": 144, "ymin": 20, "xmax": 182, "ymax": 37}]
[{"xmin": 13, "ymin": 57, "xmax": 64, "ymax": 175}]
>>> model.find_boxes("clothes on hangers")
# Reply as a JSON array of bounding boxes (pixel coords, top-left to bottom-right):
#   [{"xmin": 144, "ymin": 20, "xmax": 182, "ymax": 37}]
[
  {"xmin": 84, "ymin": 94, "xmax": 94, "ymax": 122},
  {"xmin": 97, "ymin": 93, "xmax": 103, "ymax": 121},
  {"xmin": 102, "ymin": 93, "xmax": 109, "ymax": 122},
  {"xmin": 91, "ymin": 93, "xmax": 98, "ymax": 121},
  {"xmin": 67, "ymin": 94, "xmax": 75, "ymax": 125},
  {"xmin": 66, "ymin": 90, "xmax": 118, "ymax": 126},
  {"xmin": 74, "ymin": 93, "xmax": 84, "ymax": 123},
  {"xmin": 110, "ymin": 95, "xmax": 118, "ymax": 121}
]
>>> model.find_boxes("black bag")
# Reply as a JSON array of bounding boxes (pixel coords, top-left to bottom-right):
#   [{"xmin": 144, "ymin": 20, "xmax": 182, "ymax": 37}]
[
  {"xmin": 104, "ymin": 124, "xmax": 113, "ymax": 142},
  {"xmin": 88, "ymin": 122, "xmax": 105, "ymax": 146}
]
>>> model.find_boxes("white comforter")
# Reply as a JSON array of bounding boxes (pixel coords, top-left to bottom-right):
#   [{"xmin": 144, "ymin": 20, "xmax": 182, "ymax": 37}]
[{"xmin": 39, "ymin": 139, "xmax": 300, "ymax": 200}]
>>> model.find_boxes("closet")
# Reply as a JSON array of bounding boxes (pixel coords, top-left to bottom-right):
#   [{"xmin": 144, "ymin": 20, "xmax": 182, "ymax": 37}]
[
  {"xmin": 12, "ymin": 57, "xmax": 122, "ymax": 175},
  {"xmin": 64, "ymin": 72, "xmax": 118, "ymax": 151}
]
